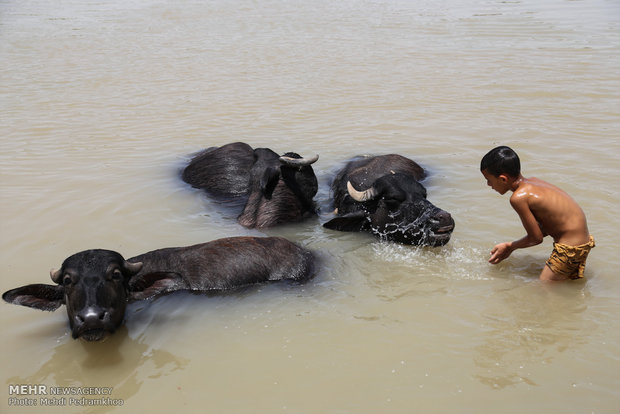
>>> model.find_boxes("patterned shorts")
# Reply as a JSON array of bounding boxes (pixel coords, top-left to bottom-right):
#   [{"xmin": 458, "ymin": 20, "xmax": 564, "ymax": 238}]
[{"xmin": 546, "ymin": 236, "xmax": 595, "ymax": 279}]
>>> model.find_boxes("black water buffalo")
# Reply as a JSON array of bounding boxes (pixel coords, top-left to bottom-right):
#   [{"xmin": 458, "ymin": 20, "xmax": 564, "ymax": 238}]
[
  {"xmin": 182, "ymin": 142, "xmax": 319, "ymax": 228},
  {"xmin": 3, "ymin": 237, "xmax": 316, "ymax": 341},
  {"xmin": 323, "ymin": 154, "xmax": 455, "ymax": 246}
]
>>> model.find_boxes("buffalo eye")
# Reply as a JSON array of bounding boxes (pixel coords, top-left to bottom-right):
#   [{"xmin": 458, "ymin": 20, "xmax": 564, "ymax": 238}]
[
  {"xmin": 62, "ymin": 274, "xmax": 73, "ymax": 286},
  {"xmin": 108, "ymin": 268, "xmax": 123, "ymax": 281}
]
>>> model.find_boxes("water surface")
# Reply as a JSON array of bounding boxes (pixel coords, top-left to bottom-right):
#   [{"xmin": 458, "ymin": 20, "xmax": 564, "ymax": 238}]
[{"xmin": 1, "ymin": 0, "xmax": 619, "ymax": 413}]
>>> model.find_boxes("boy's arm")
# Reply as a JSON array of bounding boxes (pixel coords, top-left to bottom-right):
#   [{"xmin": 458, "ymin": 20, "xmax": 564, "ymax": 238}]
[{"xmin": 489, "ymin": 194, "xmax": 544, "ymax": 264}]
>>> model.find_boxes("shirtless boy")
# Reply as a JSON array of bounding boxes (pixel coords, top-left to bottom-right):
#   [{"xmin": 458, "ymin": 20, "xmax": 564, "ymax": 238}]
[{"xmin": 480, "ymin": 146, "xmax": 594, "ymax": 281}]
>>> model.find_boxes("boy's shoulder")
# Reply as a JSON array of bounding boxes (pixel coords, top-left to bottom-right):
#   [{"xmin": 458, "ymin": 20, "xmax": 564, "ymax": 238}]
[
  {"xmin": 511, "ymin": 176, "xmax": 573, "ymax": 209},
  {"xmin": 516, "ymin": 177, "xmax": 556, "ymax": 193},
  {"xmin": 510, "ymin": 177, "xmax": 553, "ymax": 203}
]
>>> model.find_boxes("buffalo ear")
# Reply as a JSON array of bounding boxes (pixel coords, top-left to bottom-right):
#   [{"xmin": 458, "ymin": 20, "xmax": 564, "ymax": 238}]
[
  {"xmin": 260, "ymin": 167, "xmax": 281, "ymax": 199},
  {"xmin": 323, "ymin": 211, "xmax": 368, "ymax": 232},
  {"xmin": 2, "ymin": 284, "xmax": 65, "ymax": 311},
  {"xmin": 128, "ymin": 272, "xmax": 189, "ymax": 302}
]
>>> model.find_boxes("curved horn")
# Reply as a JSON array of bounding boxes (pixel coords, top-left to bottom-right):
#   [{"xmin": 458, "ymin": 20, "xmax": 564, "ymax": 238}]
[
  {"xmin": 50, "ymin": 268, "xmax": 63, "ymax": 284},
  {"xmin": 279, "ymin": 154, "xmax": 319, "ymax": 166},
  {"xmin": 347, "ymin": 181, "xmax": 378, "ymax": 202},
  {"xmin": 124, "ymin": 261, "xmax": 143, "ymax": 275}
]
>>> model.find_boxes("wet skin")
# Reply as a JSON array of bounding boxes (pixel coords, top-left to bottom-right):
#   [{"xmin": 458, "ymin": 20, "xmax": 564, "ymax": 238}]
[{"xmin": 482, "ymin": 170, "xmax": 590, "ymax": 280}]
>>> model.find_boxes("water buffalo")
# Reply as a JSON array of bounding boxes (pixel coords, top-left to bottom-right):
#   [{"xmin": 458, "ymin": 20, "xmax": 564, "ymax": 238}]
[
  {"xmin": 182, "ymin": 142, "xmax": 319, "ymax": 228},
  {"xmin": 323, "ymin": 154, "xmax": 455, "ymax": 246},
  {"xmin": 3, "ymin": 237, "xmax": 316, "ymax": 341}
]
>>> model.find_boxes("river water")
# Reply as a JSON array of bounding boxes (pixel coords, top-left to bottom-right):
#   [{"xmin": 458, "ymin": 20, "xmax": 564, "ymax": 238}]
[{"xmin": 1, "ymin": 0, "xmax": 619, "ymax": 413}]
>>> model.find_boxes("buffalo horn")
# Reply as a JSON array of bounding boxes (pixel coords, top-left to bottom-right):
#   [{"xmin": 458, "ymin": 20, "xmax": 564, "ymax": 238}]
[
  {"xmin": 124, "ymin": 261, "xmax": 143, "ymax": 274},
  {"xmin": 279, "ymin": 154, "xmax": 319, "ymax": 166},
  {"xmin": 50, "ymin": 268, "xmax": 63, "ymax": 284},
  {"xmin": 347, "ymin": 181, "xmax": 378, "ymax": 202}
]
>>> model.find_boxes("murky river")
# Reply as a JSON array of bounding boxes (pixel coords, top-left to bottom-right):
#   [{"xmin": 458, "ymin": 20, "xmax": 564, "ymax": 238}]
[{"xmin": 1, "ymin": 0, "xmax": 619, "ymax": 412}]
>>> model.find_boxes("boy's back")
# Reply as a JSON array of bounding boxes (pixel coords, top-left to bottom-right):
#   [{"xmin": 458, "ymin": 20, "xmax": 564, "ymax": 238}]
[{"xmin": 511, "ymin": 177, "xmax": 589, "ymax": 247}]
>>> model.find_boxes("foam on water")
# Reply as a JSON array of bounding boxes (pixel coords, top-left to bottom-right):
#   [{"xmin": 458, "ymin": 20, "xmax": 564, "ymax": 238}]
[{"xmin": 371, "ymin": 238, "xmax": 494, "ymax": 281}]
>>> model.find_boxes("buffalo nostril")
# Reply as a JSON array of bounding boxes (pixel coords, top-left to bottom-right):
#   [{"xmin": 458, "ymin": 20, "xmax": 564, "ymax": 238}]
[
  {"xmin": 434, "ymin": 210, "xmax": 452, "ymax": 224},
  {"xmin": 77, "ymin": 308, "xmax": 107, "ymax": 325}
]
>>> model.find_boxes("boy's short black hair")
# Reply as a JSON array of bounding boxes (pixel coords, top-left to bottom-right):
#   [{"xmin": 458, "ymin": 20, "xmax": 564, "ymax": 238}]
[{"xmin": 480, "ymin": 146, "xmax": 521, "ymax": 177}]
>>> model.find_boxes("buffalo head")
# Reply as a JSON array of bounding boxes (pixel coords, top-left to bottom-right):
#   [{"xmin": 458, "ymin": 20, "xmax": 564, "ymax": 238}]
[
  {"xmin": 3, "ymin": 250, "xmax": 143, "ymax": 341},
  {"xmin": 324, "ymin": 155, "xmax": 455, "ymax": 246}
]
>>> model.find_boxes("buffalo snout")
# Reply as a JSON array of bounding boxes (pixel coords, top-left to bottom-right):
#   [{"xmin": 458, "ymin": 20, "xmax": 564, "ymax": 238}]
[
  {"xmin": 76, "ymin": 307, "xmax": 108, "ymax": 324},
  {"xmin": 72, "ymin": 306, "xmax": 115, "ymax": 341},
  {"xmin": 426, "ymin": 208, "xmax": 455, "ymax": 246}
]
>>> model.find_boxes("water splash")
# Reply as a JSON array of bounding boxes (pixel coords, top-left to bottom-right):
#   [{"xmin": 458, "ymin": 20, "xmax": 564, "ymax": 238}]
[{"xmin": 371, "ymin": 238, "xmax": 493, "ymax": 281}]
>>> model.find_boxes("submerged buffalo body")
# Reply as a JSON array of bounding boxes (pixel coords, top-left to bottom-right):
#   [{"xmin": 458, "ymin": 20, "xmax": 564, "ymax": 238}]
[
  {"xmin": 182, "ymin": 142, "xmax": 319, "ymax": 228},
  {"xmin": 324, "ymin": 154, "xmax": 455, "ymax": 246},
  {"xmin": 3, "ymin": 237, "xmax": 315, "ymax": 341}
]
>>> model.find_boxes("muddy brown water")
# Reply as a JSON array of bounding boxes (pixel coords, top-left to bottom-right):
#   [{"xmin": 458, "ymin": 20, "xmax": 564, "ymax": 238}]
[{"xmin": 1, "ymin": 0, "xmax": 619, "ymax": 412}]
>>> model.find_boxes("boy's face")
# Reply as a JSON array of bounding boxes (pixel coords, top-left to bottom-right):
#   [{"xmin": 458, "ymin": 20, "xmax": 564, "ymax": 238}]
[{"xmin": 482, "ymin": 169, "xmax": 511, "ymax": 195}]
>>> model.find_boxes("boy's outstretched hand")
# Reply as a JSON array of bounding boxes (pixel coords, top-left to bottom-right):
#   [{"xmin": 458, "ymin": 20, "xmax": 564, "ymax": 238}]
[{"xmin": 489, "ymin": 242, "xmax": 514, "ymax": 264}]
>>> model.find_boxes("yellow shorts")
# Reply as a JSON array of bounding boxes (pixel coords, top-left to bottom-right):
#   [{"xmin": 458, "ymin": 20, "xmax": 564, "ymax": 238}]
[{"xmin": 546, "ymin": 236, "xmax": 595, "ymax": 279}]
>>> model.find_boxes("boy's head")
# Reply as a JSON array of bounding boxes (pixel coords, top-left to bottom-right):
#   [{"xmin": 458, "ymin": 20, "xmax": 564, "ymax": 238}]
[
  {"xmin": 480, "ymin": 146, "xmax": 520, "ymax": 178},
  {"xmin": 481, "ymin": 146, "xmax": 521, "ymax": 195}
]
